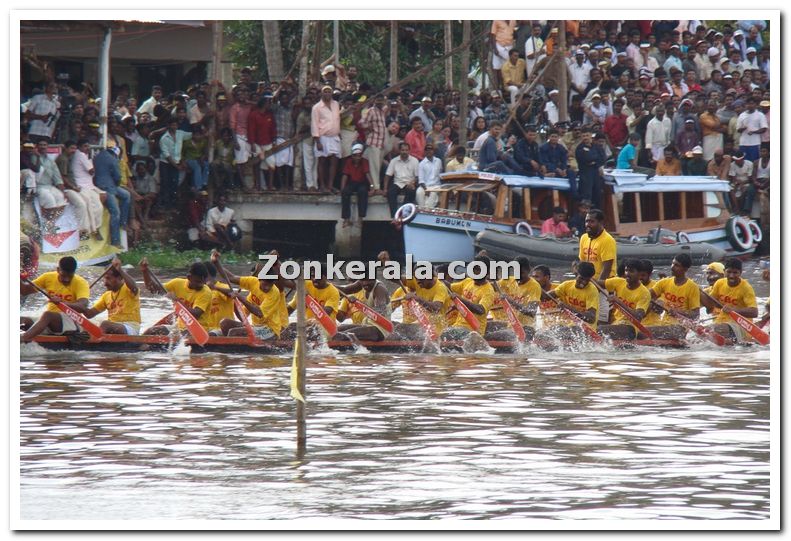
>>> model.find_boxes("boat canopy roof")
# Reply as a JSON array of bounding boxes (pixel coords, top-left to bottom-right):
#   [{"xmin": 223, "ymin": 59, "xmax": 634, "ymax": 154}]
[
  {"xmin": 604, "ymin": 169, "xmax": 731, "ymax": 193},
  {"xmin": 439, "ymin": 171, "xmax": 571, "ymax": 191}
]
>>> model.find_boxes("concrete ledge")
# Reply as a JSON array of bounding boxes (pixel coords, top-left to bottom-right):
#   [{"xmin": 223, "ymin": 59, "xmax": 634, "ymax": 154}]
[{"xmin": 226, "ymin": 191, "xmax": 393, "ymax": 221}]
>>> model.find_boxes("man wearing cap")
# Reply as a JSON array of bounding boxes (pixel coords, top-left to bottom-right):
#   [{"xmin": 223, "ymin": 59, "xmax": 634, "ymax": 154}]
[
  {"xmin": 736, "ymin": 97, "xmax": 767, "ymax": 162},
  {"xmin": 340, "ymin": 143, "xmax": 373, "ymax": 227},
  {"xmin": 670, "ymin": 98, "xmax": 699, "ymax": 141},
  {"xmin": 645, "ymin": 104, "xmax": 672, "ymax": 163},
  {"xmin": 728, "ymin": 151, "xmax": 753, "ymax": 213},
  {"xmin": 568, "ymin": 49, "xmax": 592, "ymax": 102},
  {"xmin": 636, "ymin": 42, "xmax": 660, "ymax": 74},
  {"xmin": 700, "ymin": 47, "xmax": 721, "ymax": 83},
  {"xmin": 94, "ymin": 142, "xmax": 131, "ymax": 249},
  {"xmin": 311, "ymin": 85, "xmax": 342, "ymax": 192},
  {"xmin": 502, "ymin": 49, "xmax": 527, "ymax": 105},
  {"xmin": 662, "ymin": 44, "xmax": 683, "ymax": 73},
  {"xmin": 416, "ymin": 143, "xmax": 443, "ymax": 208},
  {"xmin": 544, "ymin": 90, "xmax": 561, "ymax": 126},
  {"xmin": 248, "ymin": 94, "xmax": 277, "ymax": 191},
  {"xmin": 490, "ymin": 20, "xmax": 517, "ymax": 90},
  {"xmin": 409, "ymin": 96, "xmax": 436, "ymax": 132},
  {"xmin": 675, "ymin": 117, "xmax": 701, "ymax": 156},
  {"xmin": 484, "ymin": 92, "xmax": 509, "ymax": 127},
  {"xmin": 682, "ymin": 146, "xmax": 707, "ymax": 175}
]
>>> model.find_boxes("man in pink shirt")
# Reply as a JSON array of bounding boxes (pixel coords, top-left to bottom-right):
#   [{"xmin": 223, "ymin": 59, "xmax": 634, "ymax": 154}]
[
  {"xmin": 311, "ymin": 85, "xmax": 341, "ymax": 192},
  {"xmin": 540, "ymin": 206, "xmax": 572, "ymax": 238},
  {"xmin": 404, "ymin": 117, "xmax": 427, "ymax": 161}
]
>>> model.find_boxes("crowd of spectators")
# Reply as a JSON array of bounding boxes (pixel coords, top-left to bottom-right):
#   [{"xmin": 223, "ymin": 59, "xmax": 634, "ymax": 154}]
[{"xmin": 20, "ymin": 19, "xmax": 771, "ymax": 249}]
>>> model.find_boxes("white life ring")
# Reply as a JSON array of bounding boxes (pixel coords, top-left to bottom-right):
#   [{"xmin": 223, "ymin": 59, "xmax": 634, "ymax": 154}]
[
  {"xmin": 394, "ymin": 203, "xmax": 417, "ymax": 224},
  {"xmin": 514, "ymin": 221, "xmax": 533, "ymax": 236},
  {"xmin": 676, "ymin": 231, "xmax": 691, "ymax": 244},
  {"xmin": 725, "ymin": 215, "xmax": 753, "ymax": 251},
  {"xmin": 629, "ymin": 235, "xmax": 641, "ymax": 244},
  {"xmin": 747, "ymin": 220, "xmax": 763, "ymax": 244}
]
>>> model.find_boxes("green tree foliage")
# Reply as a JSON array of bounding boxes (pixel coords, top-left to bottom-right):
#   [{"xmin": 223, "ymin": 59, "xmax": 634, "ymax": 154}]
[{"xmin": 224, "ymin": 20, "xmax": 487, "ymax": 93}]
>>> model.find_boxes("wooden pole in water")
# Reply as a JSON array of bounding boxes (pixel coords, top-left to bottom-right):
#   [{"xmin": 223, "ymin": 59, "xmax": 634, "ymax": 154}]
[{"xmin": 296, "ymin": 277, "xmax": 307, "ymax": 451}]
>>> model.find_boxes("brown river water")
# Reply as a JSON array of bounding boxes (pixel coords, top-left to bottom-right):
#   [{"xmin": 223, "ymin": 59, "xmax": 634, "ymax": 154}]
[{"xmin": 17, "ymin": 263, "xmax": 773, "ymax": 522}]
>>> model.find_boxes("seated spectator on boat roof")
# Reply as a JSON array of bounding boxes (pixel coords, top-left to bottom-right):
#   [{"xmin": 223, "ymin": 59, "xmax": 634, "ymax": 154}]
[
  {"xmin": 541, "ymin": 206, "xmax": 572, "ymax": 238},
  {"xmin": 478, "ymin": 121, "xmax": 523, "ymax": 175},
  {"xmin": 445, "ymin": 146, "xmax": 475, "ymax": 172},
  {"xmin": 655, "ymin": 146, "xmax": 681, "ymax": 176}
]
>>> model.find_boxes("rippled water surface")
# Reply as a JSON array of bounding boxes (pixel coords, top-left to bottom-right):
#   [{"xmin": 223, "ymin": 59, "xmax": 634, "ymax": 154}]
[{"xmin": 18, "ymin": 265, "xmax": 772, "ymax": 522}]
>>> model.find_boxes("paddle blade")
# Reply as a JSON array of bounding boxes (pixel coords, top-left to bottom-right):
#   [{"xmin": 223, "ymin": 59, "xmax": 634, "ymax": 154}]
[
  {"xmin": 351, "ymin": 300, "xmax": 395, "ymax": 333},
  {"xmin": 174, "ymin": 301, "xmax": 209, "ymax": 346},
  {"xmin": 728, "ymin": 310, "xmax": 770, "ymax": 346},
  {"xmin": 408, "ymin": 300, "xmax": 438, "ymax": 341},
  {"xmin": 453, "ymin": 297, "xmax": 481, "ymax": 332},
  {"xmin": 153, "ymin": 312, "xmax": 174, "ymax": 326},
  {"xmin": 499, "ymin": 298, "xmax": 526, "ymax": 342},
  {"xmin": 59, "ymin": 302, "xmax": 104, "ymax": 341},
  {"xmin": 233, "ymin": 298, "xmax": 260, "ymax": 344},
  {"xmin": 306, "ymin": 294, "xmax": 338, "ymax": 336}
]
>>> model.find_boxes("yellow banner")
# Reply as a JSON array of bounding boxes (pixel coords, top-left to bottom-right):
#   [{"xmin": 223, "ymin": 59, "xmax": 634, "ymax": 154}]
[{"xmin": 38, "ymin": 207, "xmax": 122, "ymax": 268}]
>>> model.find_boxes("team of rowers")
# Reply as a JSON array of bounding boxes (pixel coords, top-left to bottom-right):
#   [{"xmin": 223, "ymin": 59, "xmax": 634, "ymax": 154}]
[{"xmin": 20, "ymin": 246, "xmax": 768, "ymax": 347}]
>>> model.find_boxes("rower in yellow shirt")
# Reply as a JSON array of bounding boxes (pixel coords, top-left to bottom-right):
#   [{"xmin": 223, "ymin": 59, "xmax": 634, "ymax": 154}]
[
  {"xmin": 638, "ymin": 259, "xmax": 662, "ymax": 327},
  {"xmin": 443, "ymin": 255, "xmax": 497, "ymax": 338},
  {"xmin": 486, "ymin": 256, "xmax": 541, "ymax": 341},
  {"xmin": 546, "ymin": 261, "xmax": 599, "ymax": 339},
  {"xmin": 701, "ymin": 261, "xmax": 725, "ymax": 316},
  {"xmin": 220, "ymin": 276, "xmax": 284, "ymax": 341},
  {"xmin": 531, "ymin": 264, "xmax": 562, "ymax": 328},
  {"xmin": 141, "ymin": 260, "xmax": 213, "ymax": 334},
  {"xmin": 20, "ymin": 256, "xmax": 91, "ymax": 341},
  {"xmin": 647, "ymin": 253, "xmax": 701, "ymax": 340},
  {"xmin": 706, "ymin": 258, "xmax": 758, "ymax": 343},
  {"xmin": 578, "ymin": 208, "xmax": 617, "ymax": 325},
  {"xmin": 62, "ymin": 258, "xmax": 142, "ymax": 335},
  {"xmin": 204, "ymin": 261, "xmax": 236, "ymax": 335},
  {"xmin": 285, "ymin": 265, "xmax": 340, "ymax": 337},
  {"xmin": 336, "ymin": 278, "xmax": 392, "ymax": 341},
  {"xmin": 392, "ymin": 273, "xmax": 451, "ymax": 339},
  {"xmin": 598, "ymin": 259, "xmax": 651, "ymax": 339}
]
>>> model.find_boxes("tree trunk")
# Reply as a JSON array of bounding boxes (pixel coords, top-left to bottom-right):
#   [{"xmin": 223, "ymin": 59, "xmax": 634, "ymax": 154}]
[
  {"xmin": 298, "ymin": 21, "xmax": 312, "ymax": 95},
  {"xmin": 557, "ymin": 20, "xmax": 568, "ymax": 123},
  {"xmin": 444, "ymin": 21, "xmax": 453, "ymax": 89},
  {"xmin": 389, "ymin": 21, "xmax": 398, "ymax": 85},
  {"xmin": 262, "ymin": 20, "xmax": 285, "ymax": 83},
  {"xmin": 311, "ymin": 21, "xmax": 325, "ymax": 84},
  {"xmin": 459, "ymin": 20, "xmax": 470, "ymax": 148},
  {"xmin": 208, "ymin": 21, "xmax": 224, "ymax": 162}
]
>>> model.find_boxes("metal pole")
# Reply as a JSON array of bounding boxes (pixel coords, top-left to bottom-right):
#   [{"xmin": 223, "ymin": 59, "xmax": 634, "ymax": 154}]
[
  {"xmin": 459, "ymin": 20, "xmax": 470, "ymax": 148},
  {"xmin": 98, "ymin": 25, "xmax": 112, "ymax": 148},
  {"xmin": 557, "ymin": 20, "xmax": 568, "ymax": 123},
  {"xmin": 333, "ymin": 20, "xmax": 339, "ymax": 62},
  {"xmin": 296, "ymin": 277, "xmax": 307, "ymax": 452}
]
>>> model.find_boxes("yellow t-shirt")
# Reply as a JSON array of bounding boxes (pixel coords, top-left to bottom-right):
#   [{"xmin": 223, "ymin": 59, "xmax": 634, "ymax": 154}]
[
  {"xmin": 164, "ymin": 278, "xmax": 213, "ymax": 328},
  {"xmin": 288, "ymin": 281, "xmax": 340, "ymax": 321},
  {"xmin": 579, "ymin": 230, "xmax": 617, "ymax": 278},
  {"xmin": 339, "ymin": 290, "xmax": 368, "ymax": 325},
  {"xmin": 640, "ymin": 279, "xmax": 663, "ymax": 326},
  {"xmin": 604, "ymin": 277, "xmax": 651, "ymax": 329},
  {"xmin": 239, "ymin": 276, "xmax": 288, "ymax": 328},
  {"xmin": 495, "ymin": 277, "xmax": 542, "ymax": 326},
  {"xmin": 554, "ymin": 279, "xmax": 600, "ymax": 329},
  {"xmin": 92, "ymin": 284, "xmax": 141, "ymax": 324},
  {"xmin": 256, "ymin": 285, "xmax": 284, "ymax": 336},
  {"xmin": 33, "ymin": 272, "xmax": 90, "ymax": 313},
  {"xmin": 709, "ymin": 278, "xmax": 757, "ymax": 325},
  {"xmin": 205, "ymin": 281, "xmax": 235, "ymax": 331},
  {"xmin": 537, "ymin": 283, "xmax": 561, "ymax": 327},
  {"xmin": 651, "ymin": 277, "xmax": 701, "ymax": 325},
  {"xmin": 450, "ymin": 279, "xmax": 496, "ymax": 334}
]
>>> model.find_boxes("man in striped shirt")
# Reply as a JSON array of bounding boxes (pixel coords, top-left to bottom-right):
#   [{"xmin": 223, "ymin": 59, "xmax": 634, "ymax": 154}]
[{"xmin": 361, "ymin": 95, "xmax": 387, "ymax": 192}]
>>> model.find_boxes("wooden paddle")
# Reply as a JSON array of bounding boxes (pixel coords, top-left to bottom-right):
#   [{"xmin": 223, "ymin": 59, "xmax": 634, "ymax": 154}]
[
  {"xmin": 758, "ymin": 317, "xmax": 769, "ymax": 329},
  {"xmin": 147, "ymin": 270, "xmax": 210, "ymax": 346},
  {"xmin": 593, "ymin": 281, "xmax": 653, "ymax": 338},
  {"xmin": 23, "ymin": 278, "xmax": 104, "ymax": 341},
  {"xmin": 305, "ymin": 294, "xmax": 338, "ymax": 336},
  {"xmin": 89, "ymin": 264, "xmax": 113, "ymax": 289},
  {"xmin": 539, "ymin": 290, "xmax": 603, "ymax": 343},
  {"xmin": 442, "ymin": 281, "xmax": 481, "ymax": 332},
  {"xmin": 398, "ymin": 282, "xmax": 438, "ymax": 342},
  {"xmin": 213, "ymin": 256, "xmax": 258, "ymax": 344},
  {"xmin": 650, "ymin": 300, "xmax": 727, "ymax": 347},
  {"xmin": 339, "ymin": 291, "xmax": 394, "ymax": 333},
  {"xmin": 698, "ymin": 288, "xmax": 769, "ymax": 345},
  {"xmin": 491, "ymin": 281, "xmax": 527, "ymax": 342}
]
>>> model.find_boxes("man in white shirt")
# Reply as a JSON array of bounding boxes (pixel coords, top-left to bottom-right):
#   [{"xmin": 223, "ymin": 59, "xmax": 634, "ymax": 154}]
[
  {"xmin": 544, "ymin": 89, "xmax": 561, "ymax": 126},
  {"xmin": 384, "ymin": 142, "xmax": 419, "ymax": 219},
  {"xmin": 524, "ymin": 23, "xmax": 545, "ymax": 77},
  {"xmin": 416, "ymin": 143, "xmax": 443, "ymax": 208},
  {"xmin": 727, "ymin": 151, "xmax": 754, "ymax": 213},
  {"xmin": 644, "ymin": 104, "xmax": 672, "ymax": 163},
  {"xmin": 204, "ymin": 195, "xmax": 236, "ymax": 250},
  {"xmin": 137, "ymin": 85, "xmax": 162, "ymax": 121},
  {"xmin": 736, "ymin": 97, "xmax": 768, "ymax": 161},
  {"xmin": 70, "ymin": 139, "xmax": 105, "ymax": 240},
  {"xmin": 25, "ymin": 82, "xmax": 60, "ymax": 143},
  {"xmin": 568, "ymin": 50, "xmax": 592, "ymax": 102}
]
